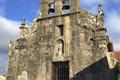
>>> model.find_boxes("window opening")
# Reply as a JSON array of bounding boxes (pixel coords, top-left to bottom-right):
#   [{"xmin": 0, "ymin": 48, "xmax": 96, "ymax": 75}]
[{"xmin": 57, "ymin": 25, "xmax": 64, "ymax": 36}]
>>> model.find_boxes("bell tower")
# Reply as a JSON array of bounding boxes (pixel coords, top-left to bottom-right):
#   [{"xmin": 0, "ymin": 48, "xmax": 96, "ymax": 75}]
[
  {"xmin": 7, "ymin": 0, "xmax": 114, "ymax": 80},
  {"xmin": 40, "ymin": 0, "xmax": 80, "ymax": 17}
]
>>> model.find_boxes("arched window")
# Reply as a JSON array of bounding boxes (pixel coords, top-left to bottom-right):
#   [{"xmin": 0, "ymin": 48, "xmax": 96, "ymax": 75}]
[{"xmin": 56, "ymin": 39, "xmax": 64, "ymax": 55}]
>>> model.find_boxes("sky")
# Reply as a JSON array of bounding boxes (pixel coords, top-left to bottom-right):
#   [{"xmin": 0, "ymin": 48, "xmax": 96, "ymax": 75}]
[{"xmin": 0, "ymin": 0, "xmax": 120, "ymax": 75}]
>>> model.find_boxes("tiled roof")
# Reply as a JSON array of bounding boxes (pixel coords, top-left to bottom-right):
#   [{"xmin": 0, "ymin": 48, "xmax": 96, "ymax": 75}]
[{"xmin": 112, "ymin": 51, "xmax": 120, "ymax": 59}]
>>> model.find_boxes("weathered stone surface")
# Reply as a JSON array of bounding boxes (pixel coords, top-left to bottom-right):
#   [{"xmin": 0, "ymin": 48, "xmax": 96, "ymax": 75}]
[{"xmin": 6, "ymin": 0, "xmax": 114, "ymax": 80}]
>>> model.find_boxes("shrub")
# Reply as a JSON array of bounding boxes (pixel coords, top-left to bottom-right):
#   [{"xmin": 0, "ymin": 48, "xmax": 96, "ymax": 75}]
[{"xmin": 114, "ymin": 61, "xmax": 120, "ymax": 80}]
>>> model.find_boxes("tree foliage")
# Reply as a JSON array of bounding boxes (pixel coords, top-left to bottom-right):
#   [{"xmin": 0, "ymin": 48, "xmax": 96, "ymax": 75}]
[{"xmin": 114, "ymin": 61, "xmax": 120, "ymax": 80}]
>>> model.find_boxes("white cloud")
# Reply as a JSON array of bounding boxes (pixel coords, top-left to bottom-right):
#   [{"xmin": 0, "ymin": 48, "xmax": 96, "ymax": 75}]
[
  {"xmin": 106, "ymin": 11, "xmax": 120, "ymax": 51},
  {"xmin": 0, "ymin": 16, "xmax": 20, "ymax": 74},
  {"xmin": 113, "ymin": 41, "xmax": 120, "ymax": 51},
  {"xmin": 0, "ymin": 16, "xmax": 20, "ymax": 53},
  {"xmin": 106, "ymin": 11, "xmax": 120, "ymax": 33},
  {"xmin": 0, "ymin": 16, "xmax": 19, "ymax": 35},
  {"xmin": 0, "ymin": 0, "xmax": 20, "ymax": 74}
]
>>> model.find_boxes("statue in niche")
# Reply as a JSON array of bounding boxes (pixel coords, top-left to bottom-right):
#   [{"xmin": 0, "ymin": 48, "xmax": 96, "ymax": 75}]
[
  {"xmin": 56, "ymin": 39, "xmax": 64, "ymax": 56},
  {"xmin": 58, "ymin": 43, "xmax": 63, "ymax": 55},
  {"xmin": 18, "ymin": 71, "xmax": 28, "ymax": 80}
]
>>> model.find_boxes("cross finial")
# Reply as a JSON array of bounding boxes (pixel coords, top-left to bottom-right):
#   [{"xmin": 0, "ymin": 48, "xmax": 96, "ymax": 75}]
[
  {"xmin": 98, "ymin": 0, "xmax": 102, "ymax": 8},
  {"xmin": 98, "ymin": 0, "xmax": 103, "ymax": 13},
  {"xmin": 21, "ymin": 17, "xmax": 26, "ymax": 25}
]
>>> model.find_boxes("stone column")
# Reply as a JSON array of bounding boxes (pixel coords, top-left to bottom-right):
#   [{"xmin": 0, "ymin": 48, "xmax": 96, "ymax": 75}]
[
  {"xmin": 70, "ymin": 0, "xmax": 80, "ymax": 12},
  {"xmin": 55, "ymin": 0, "xmax": 63, "ymax": 15},
  {"xmin": 40, "ymin": 0, "xmax": 49, "ymax": 17}
]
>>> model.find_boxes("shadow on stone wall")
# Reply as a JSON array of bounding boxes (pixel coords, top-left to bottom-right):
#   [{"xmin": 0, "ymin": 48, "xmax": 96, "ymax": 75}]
[{"xmin": 71, "ymin": 57, "xmax": 115, "ymax": 80}]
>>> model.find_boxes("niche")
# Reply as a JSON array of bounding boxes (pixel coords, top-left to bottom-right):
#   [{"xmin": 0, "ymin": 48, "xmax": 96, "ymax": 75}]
[{"xmin": 55, "ymin": 39, "xmax": 64, "ymax": 55}]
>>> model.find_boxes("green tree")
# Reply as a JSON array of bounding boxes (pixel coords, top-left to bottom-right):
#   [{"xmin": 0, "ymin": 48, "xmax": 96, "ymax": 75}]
[{"xmin": 114, "ymin": 61, "xmax": 120, "ymax": 80}]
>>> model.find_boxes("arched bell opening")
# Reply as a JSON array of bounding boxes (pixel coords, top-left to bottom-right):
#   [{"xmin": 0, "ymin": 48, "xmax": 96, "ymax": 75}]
[
  {"xmin": 55, "ymin": 39, "xmax": 64, "ymax": 56},
  {"xmin": 62, "ymin": 0, "xmax": 70, "ymax": 10},
  {"xmin": 62, "ymin": 0, "xmax": 70, "ymax": 13},
  {"xmin": 48, "ymin": 0, "xmax": 55, "ymax": 15}
]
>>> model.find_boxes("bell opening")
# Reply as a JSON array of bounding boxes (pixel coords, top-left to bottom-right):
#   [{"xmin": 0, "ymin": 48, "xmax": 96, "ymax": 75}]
[
  {"xmin": 62, "ymin": 5, "xmax": 70, "ymax": 10},
  {"xmin": 49, "ymin": 8, "xmax": 55, "ymax": 13},
  {"xmin": 62, "ymin": 0, "xmax": 70, "ymax": 10},
  {"xmin": 48, "ymin": 3, "xmax": 55, "ymax": 15}
]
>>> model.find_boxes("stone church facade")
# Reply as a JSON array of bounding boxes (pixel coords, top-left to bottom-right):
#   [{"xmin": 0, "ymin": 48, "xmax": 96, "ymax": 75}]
[{"xmin": 6, "ymin": 0, "xmax": 114, "ymax": 80}]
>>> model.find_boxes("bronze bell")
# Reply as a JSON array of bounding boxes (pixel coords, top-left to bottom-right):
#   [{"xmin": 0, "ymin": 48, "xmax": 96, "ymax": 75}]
[
  {"xmin": 62, "ymin": 0, "xmax": 70, "ymax": 10},
  {"xmin": 48, "ymin": 3, "xmax": 55, "ymax": 13}
]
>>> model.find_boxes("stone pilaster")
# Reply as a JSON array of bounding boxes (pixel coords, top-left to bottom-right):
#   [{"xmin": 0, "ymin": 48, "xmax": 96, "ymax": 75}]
[
  {"xmin": 40, "ymin": 0, "xmax": 49, "ymax": 17},
  {"xmin": 70, "ymin": 0, "xmax": 80, "ymax": 12}
]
